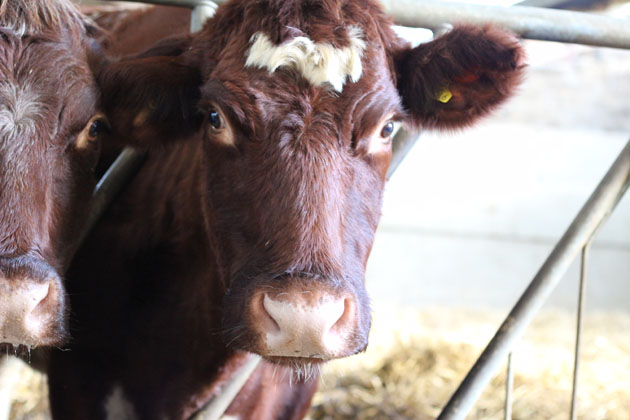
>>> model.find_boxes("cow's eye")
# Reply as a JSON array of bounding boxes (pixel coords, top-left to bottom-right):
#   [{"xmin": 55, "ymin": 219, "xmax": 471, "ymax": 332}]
[
  {"xmin": 380, "ymin": 121, "xmax": 394, "ymax": 140},
  {"xmin": 206, "ymin": 106, "xmax": 235, "ymax": 147},
  {"xmin": 76, "ymin": 114, "xmax": 108, "ymax": 150},
  {"xmin": 88, "ymin": 119, "xmax": 107, "ymax": 139},
  {"xmin": 209, "ymin": 109, "xmax": 223, "ymax": 131}
]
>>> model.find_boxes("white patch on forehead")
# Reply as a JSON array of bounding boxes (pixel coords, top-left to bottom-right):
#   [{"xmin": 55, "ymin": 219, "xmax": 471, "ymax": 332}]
[
  {"xmin": 104, "ymin": 385, "xmax": 139, "ymax": 420},
  {"xmin": 245, "ymin": 26, "xmax": 366, "ymax": 92},
  {"xmin": 0, "ymin": 83, "xmax": 43, "ymax": 141},
  {"xmin": 0, "ymin": 83, "xmax": 45, "ymax": 182}
]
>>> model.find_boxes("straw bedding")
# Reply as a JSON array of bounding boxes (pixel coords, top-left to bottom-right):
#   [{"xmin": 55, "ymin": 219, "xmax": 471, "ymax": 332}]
[
  {"xmin": 7, "ymin": 307, "xmax": 629, "ymax": 420},
  {"xmin": 308, "ymin": 307, "xmax": 630, "ymax": 420}
]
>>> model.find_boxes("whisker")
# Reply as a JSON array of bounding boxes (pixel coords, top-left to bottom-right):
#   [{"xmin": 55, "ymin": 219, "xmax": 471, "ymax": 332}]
[{"xmin": 224, "ymin": 332, "xmax": 244, "ymax": 348}]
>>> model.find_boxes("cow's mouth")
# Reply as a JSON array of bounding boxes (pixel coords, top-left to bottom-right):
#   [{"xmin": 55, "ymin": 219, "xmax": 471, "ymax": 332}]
[
  {"xmin": 264, "ymin": 355, "xmax": 325, "ymax": 381},
  {"xmin": 0, "ymin": 342, "xmax": 35, "ymax": 359},
  {"xmin": 265, "ymin": 355, "xmax": 328, "ymax": 365}
]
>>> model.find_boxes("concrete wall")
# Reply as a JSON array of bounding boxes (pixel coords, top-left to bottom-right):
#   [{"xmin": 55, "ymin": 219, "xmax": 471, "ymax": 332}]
[{"xmin": 367, "ymin": 41, "xmax": 630, "ymax": 311}]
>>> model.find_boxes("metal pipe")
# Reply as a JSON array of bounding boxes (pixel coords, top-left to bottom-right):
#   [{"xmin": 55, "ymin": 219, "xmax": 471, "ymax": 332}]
[
  {"xmin": 504, "ymin": 352, "xmax": 514, "ymax": 420},
  {"xmin": 190, "ymin": 2, "xmax": 218, "ymax": 32},
  {"xmin": 569, "ymin": 244, "xmax": 589, "ymax": 420},
  {"xmin": 437, "ymin": 139, "xmax": 630, "ymax": 420},
  {"xmin": 190, "ymin": 354, "xmax": 262, "ymax": 420},
  {"xmin": 380, "ymin": 0, "xmax": 630, "ymax": 50},
  {"xmin": 116, "ymin": 0, "xmax": 630, "ymax": 50},
  {"xmin": 388, "ymin": 128, "xmax": 421, "ymax": 179},
  {"xmin": 74, "ymin": 148, "xmax": 146, "ymax": 253}
]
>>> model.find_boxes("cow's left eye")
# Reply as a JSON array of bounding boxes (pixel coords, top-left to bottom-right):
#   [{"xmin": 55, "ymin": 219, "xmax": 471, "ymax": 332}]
[{"xmin": 380, "ymin": 121, "xmax": 394, "ymax": 142}]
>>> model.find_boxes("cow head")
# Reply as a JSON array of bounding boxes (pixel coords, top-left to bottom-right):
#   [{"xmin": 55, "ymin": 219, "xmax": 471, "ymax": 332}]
[
  {"xmin": 0, "ymin": 0, "xmax": 108, "ymax": 349},
  {"xmin": 99, "ymin": 0, "xmax": 524, "ymax": 367}
]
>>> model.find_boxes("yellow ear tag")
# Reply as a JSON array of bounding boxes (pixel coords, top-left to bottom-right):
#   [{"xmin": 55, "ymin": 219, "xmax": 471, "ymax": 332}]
[{"xmin": 437, "ymin": 88, "xmax": 453, "ymax": 104}]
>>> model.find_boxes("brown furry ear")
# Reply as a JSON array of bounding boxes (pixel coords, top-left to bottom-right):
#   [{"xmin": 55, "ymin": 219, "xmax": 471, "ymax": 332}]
[
  {"xmin": 98, "ymin": 39, "xmax": 203, "ymax": 148},
  {"xmin": 395, "ymin": 24, "xmax": 525, "ymax": 130}
]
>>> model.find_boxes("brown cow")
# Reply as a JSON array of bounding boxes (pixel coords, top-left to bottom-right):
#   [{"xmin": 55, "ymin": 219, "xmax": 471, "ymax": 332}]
[
  {"xmin": 49, "ymin": 1, "xmax": 524, "ymax": 419},
  {"xmin": 0, "ymin": 3, "xmax": 193, "ymax": 418},
  {"xmin": 0, "ymin": 0, "xmax": 188, "ymax": 352},
  {"xmin": 0, "ymin": 0, "xmax": 111, "ymax": 350}
]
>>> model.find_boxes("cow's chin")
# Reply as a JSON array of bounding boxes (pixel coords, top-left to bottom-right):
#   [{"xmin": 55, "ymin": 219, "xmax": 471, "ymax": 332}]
[
  {"xmin": 265, "ymin": 355, "xmax": 328, "ymax": 366},
  {"xmin": 263, "ymin": 356, "xmax": 326, "ymax": 382}
]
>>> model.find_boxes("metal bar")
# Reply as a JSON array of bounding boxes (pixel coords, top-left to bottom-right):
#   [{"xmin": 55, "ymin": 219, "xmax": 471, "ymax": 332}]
[
  {"xmin": 124, "ymin": 0, "xmax": 630, "ymax": 49},
  {"xmin": 380, "ymin": 0, "xmax": 630, "ymax": 50},
  {"xmin": 190, "ymin": 354, "xmax": 262, "ymax": 420},
  {"xmin": 569, "ymin": 243, "xmax": 590, "ymax": 420},
  {"xmin": 388, "ymin": 128, "xmax": 421, "ymax": 179},
  {"xmin": 74, "ymin": 148, "xmax": 145, "ymax": 253},
  {"xmin": 504, "ymin": 352, "xmax": 514, "ymax": 420},
  {"xmin": 437, "ymin": 139, "xmax": 630, "ymax": 420},
  {"xmin": 190, "ymin": 2, "xmax": 218, "ymax": 31}
]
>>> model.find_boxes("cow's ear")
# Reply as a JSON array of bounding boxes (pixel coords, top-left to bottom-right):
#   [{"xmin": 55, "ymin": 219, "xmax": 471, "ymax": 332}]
[
  {"xmin": 98, "ymin": 39, "xmax": 203, "ymax": 147},
  {"xmin": 395, "ymin": 24, "xmax": 525, "ymax": 130}
]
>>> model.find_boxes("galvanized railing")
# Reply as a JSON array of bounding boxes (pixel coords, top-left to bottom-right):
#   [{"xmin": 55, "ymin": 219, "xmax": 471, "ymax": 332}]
[
  {"xmin": 89, "ymin": 1, "xmax": 630, "ymax": 419},
  {"xmin": 437, "ymin": 139, "xmax": 630, "ymax": 420}
]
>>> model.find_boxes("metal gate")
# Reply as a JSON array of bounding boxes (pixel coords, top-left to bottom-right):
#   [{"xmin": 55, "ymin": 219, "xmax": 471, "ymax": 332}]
[{"xmin": 86, "ymin": 1, "xmax": 630, "ymax": 419}]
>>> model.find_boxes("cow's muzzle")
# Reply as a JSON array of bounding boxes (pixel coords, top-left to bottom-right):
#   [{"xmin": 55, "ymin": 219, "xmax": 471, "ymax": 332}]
[
  {"xmin": 224, "ymin": 274, "xmax": 369, "ymax": 364},
  {"xmin": 0, "ymin": 256, "xmax": 67, "ymax": 347}
]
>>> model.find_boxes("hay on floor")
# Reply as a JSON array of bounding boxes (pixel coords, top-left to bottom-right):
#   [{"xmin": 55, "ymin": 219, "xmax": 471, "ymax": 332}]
[
  {"xmin": 6, "ymin": 307, "xmax": 630, "ymax": 420},
  {"xmin": 307, "ymin": 307, "xmax": 630, "ymax": 420}
]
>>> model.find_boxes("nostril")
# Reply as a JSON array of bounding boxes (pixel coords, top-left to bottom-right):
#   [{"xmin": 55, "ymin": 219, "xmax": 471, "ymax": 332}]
[
  {"xmin": 29, "ymin": 278, "xmax": 56, "ymax": 319},
  {"xmin": 330, "ymin": 297, "xmax": 353, "ymax": 334},
  {"xmin": 258, "ymin": 294, "xmax": 281, "ymax": 333},
  {"xmin": 319, "ymin": 297, "xmax": 346, "ymax": 333},
  {"xmin": 0, "ymin": 277, "xmax": 58, "ymax": 344}
]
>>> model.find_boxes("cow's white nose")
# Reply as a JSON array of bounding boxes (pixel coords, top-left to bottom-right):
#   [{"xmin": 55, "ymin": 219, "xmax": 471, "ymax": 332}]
[
  {"xmin": 253, "ymin": 291, "xmax": 354, "ymax": 359},
  {"xmin": 0, "ymin": 279, "xmax": 54, "ymax": 345}
]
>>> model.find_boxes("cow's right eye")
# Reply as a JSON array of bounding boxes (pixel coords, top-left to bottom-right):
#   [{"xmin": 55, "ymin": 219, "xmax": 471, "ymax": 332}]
[
  {"xmin": 88, "ymin": 119, "xmax": 108, "ymax": 139},
  {"xmin": 209, "ymin": 109, "xmax": 223, "ymax": 131},
  {"xmin": 206, "ymin": 106, "xmax": 235, "ymax": 147},
  {"xmin": 76, "ymin": 114, "xmax": 108, "ymax": 150}
]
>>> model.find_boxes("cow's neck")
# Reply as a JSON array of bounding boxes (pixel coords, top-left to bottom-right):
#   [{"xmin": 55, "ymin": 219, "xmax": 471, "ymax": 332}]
[
  {"xmin": 74, "ymin": 137, "xmax": 224, "ymax": 343},
  {"xmin": 64, "ymin": 137, "xmax": 237, "ymax": 414}
]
